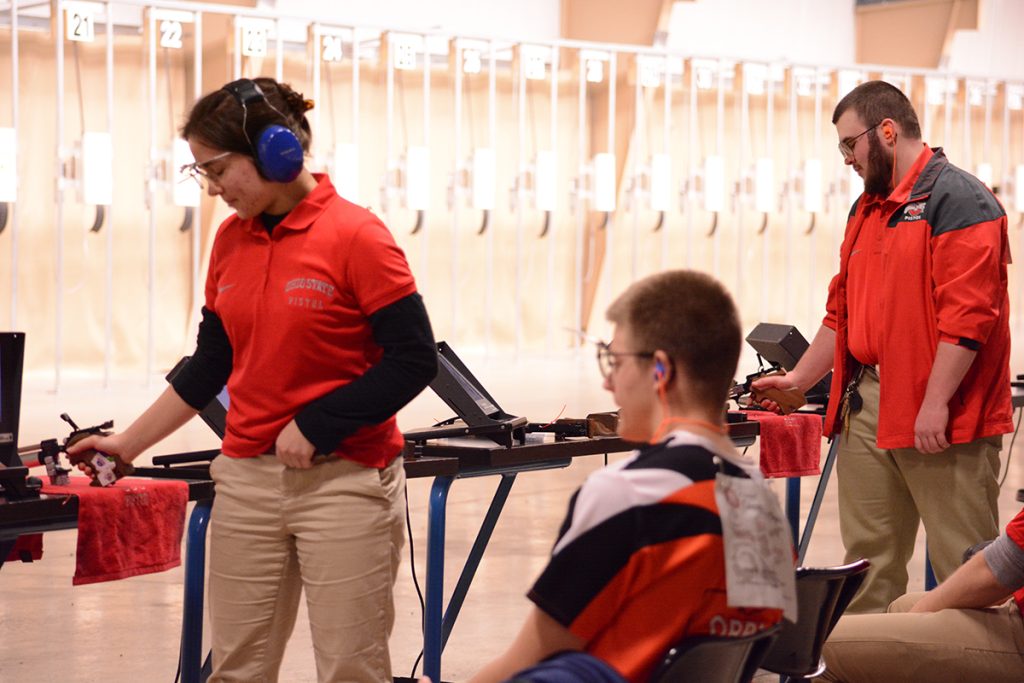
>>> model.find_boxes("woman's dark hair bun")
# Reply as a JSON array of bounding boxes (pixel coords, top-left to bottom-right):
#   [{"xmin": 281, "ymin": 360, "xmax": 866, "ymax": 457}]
[{"xmin": 281, "ymin": 86, "xmax": 314, "ymax": 117}]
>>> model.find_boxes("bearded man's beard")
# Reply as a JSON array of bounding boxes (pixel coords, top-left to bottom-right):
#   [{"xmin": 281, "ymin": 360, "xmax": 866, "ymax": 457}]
[{"xmin": 863, "ymin": 132, "xmax": 894, "ymax": 197}]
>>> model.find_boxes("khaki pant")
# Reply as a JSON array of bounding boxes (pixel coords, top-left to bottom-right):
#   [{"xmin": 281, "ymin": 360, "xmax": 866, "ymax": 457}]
[
  {"xmin": 207, "ymin": 453, "xmax": 406, "ymax": 683},
  {"xmin": 837, "ymin": 367, "xmax": 1001, "ymax": 613},
  {"xmin": 818, "ymin": 592, "xmax": 1024, "ymax": 682}
]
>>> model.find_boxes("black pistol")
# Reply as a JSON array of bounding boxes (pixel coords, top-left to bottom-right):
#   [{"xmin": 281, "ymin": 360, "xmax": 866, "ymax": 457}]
[
  {"xmin": 730, "ymin": 365, "xmax": 806, "ymax": 415},
  {"xmin": 60, "ymin": 414, "xmax": 133, "ymax": 487}
]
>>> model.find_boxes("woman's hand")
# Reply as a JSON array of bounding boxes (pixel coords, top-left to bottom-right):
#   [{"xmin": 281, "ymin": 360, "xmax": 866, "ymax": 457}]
[
  {"xmin": 66, "ymin": 432, "xmax": 135, "ymax": 479},
  {"xmin": 275, "ymin": 419, "xmax": 316, "ymax": 469}
]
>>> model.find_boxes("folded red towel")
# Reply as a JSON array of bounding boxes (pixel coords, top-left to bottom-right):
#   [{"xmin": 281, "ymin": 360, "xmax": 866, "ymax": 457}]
[
  {"xmin": 5, "ymin": 533, "xmax": 43, "ymax": 562},
  {"xmin": 41, "ymin": 476, "xmax": 188, "ymax": 585},
  {"xmin": 740, "ymin": 411, "xmax": 824, "ymax": 479}
]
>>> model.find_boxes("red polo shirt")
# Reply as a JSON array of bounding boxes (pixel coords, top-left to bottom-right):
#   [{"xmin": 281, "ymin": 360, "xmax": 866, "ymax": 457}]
[{"xmin": 206, "ymin": 174, "xmax": 417, "ymax": 466}]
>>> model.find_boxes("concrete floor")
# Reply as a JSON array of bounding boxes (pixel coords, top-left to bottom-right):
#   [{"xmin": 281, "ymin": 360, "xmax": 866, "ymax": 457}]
[{"xmin": 2, "ymin": 353, "xmax": 1023, "ymax": 682}]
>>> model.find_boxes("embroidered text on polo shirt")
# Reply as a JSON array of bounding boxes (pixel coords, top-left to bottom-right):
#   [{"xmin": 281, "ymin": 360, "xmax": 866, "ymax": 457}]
[
  {"xmin": 285, "ymin": 277, "xmax": 337, "ymax": 297},
  {"xmin": 285, "ymin": 276, "xmax": 336, "ymax": 310}
]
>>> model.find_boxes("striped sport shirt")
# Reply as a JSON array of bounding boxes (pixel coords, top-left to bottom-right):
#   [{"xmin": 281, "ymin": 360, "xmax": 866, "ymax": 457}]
[{"xmin": 528, "ymin": 430, "xmax": 784, "ymax": 682}]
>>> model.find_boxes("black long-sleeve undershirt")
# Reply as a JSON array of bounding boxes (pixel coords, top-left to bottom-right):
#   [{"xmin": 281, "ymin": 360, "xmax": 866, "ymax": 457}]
[
  {"xmin": 171, "ymin": 292, "xmax": 437, "ymax": 454},
  {"xmin": 171, "ymin": 307, "xmax": 233, "ymax": 409}
]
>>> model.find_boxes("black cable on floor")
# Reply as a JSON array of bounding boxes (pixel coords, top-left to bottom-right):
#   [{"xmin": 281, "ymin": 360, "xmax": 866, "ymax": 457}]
[
  {"xmin": 998, "ymin": 408, "xmax": 1022, "ymax": 489},
  {"xmin": 405, "ymin": 484, "xmax": 427, "ymax": 679}
]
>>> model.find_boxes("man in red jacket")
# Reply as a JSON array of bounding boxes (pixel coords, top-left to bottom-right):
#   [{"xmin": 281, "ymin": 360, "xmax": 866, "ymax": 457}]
[{"xmin": 755, "ymin": 80, "xmax": 1013, "ymax": 613}]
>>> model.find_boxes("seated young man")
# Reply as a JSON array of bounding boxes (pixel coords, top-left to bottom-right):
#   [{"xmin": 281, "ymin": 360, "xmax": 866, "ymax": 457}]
[
  {"xmin": 461, "ymin": 270, "xmax": 794, "ymax": 683},
  {"xmin": 819, "ymin": 505, "xmax": 1024, "ymax": 683}
]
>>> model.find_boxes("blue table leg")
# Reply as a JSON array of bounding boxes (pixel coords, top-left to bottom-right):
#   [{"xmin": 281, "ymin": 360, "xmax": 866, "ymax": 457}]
[
  {"xmin": 440, "ymin": 473, "xmax": 517, "ymax": 650},
  {"xmin": 423, "ymin": 476, "xmax": 454, "ymax": 683},
  {"xmin": 797, "ymin": 437, "xmax": 839, "ymax": 564},
  {"xmin": 180, "ymin": 499, "xmax": 212, "ymax": 683},
  {"xmin": 785, "ymin": 478, "xmax": 800, "ymax": 547}
]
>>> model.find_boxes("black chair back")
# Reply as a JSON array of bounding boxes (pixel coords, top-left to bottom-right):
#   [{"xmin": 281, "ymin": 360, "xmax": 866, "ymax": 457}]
[
  {"xmin": 649, "ymin": 623, "xmax": 781, "ymax": 683},
  {"xmin": 760, "ymin": 559, "xmax": 870, "ymax": 680}
]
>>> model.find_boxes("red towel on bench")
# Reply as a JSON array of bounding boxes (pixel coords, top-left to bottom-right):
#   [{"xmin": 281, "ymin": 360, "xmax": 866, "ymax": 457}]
[
  {"xmin": 41, "ymin": 476, "xmax": 188, "ymax": 585},
  {"xmin": 742, "ymin": 411, "xmax": 823, "ymax": 479}
]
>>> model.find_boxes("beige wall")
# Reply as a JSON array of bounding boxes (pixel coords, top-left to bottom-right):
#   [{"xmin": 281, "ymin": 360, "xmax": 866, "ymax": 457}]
[
  {"xmin": 0, "ymin": 30, "xmax": 196, "ymax": 374},
  {"xmin": 856, "ymin": 0, "xmax": 979, "ymax": 69},
  {"xmin": 0, "ymin": 8, "xmax": 1021, "ymax": 379}
]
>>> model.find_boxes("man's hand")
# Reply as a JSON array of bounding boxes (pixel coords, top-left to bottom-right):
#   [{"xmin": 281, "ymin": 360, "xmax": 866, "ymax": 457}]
[
  {"xmin": 275, "ymin": 419, "xmax": 316, "ymax": 469},
  {"xmin": 750, "ymin": 374, "xmax": 805, "ymax": 414},
  {"xmin": 914, "ymin": 399, "xmax": 950, "ymax": 453},
  {"xmin": 914, "ymin": 341, "xmax": 976, "ymax": 453},
  {"xmin": 909, "ymin": 550, "xmax": 1011, "ymax": 613}
]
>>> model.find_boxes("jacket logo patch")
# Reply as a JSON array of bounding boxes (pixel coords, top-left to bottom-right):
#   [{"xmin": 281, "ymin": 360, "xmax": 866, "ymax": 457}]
[{"xmin": 901, "ymin": 201, "xmax": 926, "ymax": 221}]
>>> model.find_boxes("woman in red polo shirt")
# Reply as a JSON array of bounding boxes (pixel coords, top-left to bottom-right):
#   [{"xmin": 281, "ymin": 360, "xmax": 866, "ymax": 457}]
[{"xmin": 69, "ymin": 77, "xmax": 437, "ymax": 683}]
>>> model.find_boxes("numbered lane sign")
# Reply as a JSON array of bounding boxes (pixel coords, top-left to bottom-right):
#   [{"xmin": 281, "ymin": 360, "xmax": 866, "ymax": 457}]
[{"xmin": 65, "ymin": 2, "xmax": 99, "ymax": 43}]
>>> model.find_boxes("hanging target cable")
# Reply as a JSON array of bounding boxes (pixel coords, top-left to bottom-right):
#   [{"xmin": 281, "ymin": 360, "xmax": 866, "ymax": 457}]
[
  {"xmin": 397, "ymin": 68, "xmax": 424, "ymax": 235},
  {"xmin": 640, "ymin": 83, "xmax": 665, "ymax": 232},
  {"xmin": 464, "ymin": 70, "xmax": 489, "ymax": 235},
  {"xmin": 325, "ymin": 58, "xmax": 338, "ymax": 153},
  {"xmin": 73, "ymin": 42, "xmax": 105, "ymax": 233},
  {"xmin": 164, "ymin": 45, "xmax": 194, "ymax": 233},
  {"xmin": 527, "ymin": 78, "xmax": 551, "ymax": 238}
]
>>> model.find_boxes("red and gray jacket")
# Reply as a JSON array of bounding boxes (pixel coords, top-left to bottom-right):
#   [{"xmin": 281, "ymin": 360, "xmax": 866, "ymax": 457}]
[{"xmin": 823, "ymin": 147, "xmax": 1013, "ymax": 449}]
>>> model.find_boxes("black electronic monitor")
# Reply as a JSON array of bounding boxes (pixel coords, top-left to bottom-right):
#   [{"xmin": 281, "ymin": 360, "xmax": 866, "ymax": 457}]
[
  {"xmin": 431, "ymin": 341, "xmax": 508, "ymax": 425},
  {"xmin": 436, "ymin": 353, "xmax": 500, "ymax": 418},
  {"xmin": 745, "ymin": 323, "xmax": 831, "ymax": 403},
  {"xmin": 0, "ymin": 332, "xmax": 26, "ymax": 467},
  {"xmin": 400, "ymin": 341, "xmax": 527, "ymax": 446}
]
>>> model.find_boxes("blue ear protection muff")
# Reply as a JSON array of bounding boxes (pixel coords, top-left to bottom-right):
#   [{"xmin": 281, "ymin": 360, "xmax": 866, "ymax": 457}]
[
  {"xmin": 222, "ymin": 79, "xmax": 304, "ymax": 183},
  {"xmin": 654, "ymin": 360, "xmax": 666, "ymax": 382}
]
